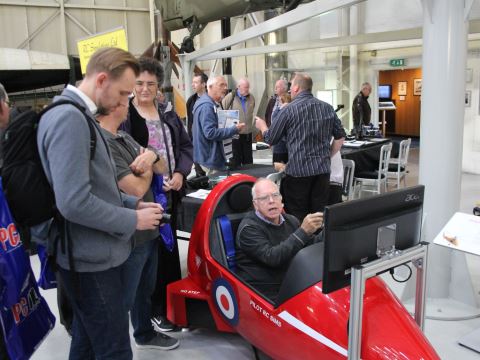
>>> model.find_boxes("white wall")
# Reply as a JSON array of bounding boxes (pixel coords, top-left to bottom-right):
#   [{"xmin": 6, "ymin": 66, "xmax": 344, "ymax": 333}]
[{"xmin": 464, "ymin": 46, "xmax": 480, "ymax": 174}]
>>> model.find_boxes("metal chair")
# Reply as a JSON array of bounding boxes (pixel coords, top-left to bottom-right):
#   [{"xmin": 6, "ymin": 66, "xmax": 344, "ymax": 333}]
[
  {"xmin": 353, "ymin": 142, "xmax": 392, "ymax": 198},
  {"xmin": 387, "ymin": 138, "xmax": 411, "ymax": 189},
  {"xmin": 341, "ymin": 159, "xmax": 355, "ymax": 201},
  {"xmin": 266, "ymin": 171, "xmax": 285, "ymax": 187}
]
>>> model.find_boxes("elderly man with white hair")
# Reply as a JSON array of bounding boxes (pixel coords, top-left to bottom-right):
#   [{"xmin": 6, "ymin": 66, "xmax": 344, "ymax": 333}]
[
  {"xmin": 265, "ymin": 79, "xmax": 288, "ymax": 127},
  {"xmin": 352, "ymin": 82, "xmax": 372, "ymax": 128},
  {"xmin": 193, "ymin": 75, "xmax": 245, "ymax": 175},
  {"xmin": 235, "ymin": 178, "xmax": 324, "ymax": 300},
  {"xmin": 222, "ymin": 77, "xmax": 256, "ymax": 167}
]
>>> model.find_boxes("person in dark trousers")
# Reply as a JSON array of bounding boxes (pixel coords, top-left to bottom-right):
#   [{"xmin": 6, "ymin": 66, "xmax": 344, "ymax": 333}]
[
  {"xmin": 123, "ymin": 57, "xmax": 193, "ymax": 332},
  {"xmin": 222, "ymin": 78, "xmax": 256, "ymax": 167},
  {"xmin": 99, "ymin": 102, "xmax": 180, "ymax": 350},
  {"xmin": 352, "ymin": 82, "xmax": 372, "ymax": 135},
  {"xmin": 36, "ymin": 47, "xmax": 164, "ymax": 360},
  {"xmin": 186, "ymin": 73, "xmax": 208, "ymax": 177},
  {"xmin": 256, "ymin": 73, "xmax": 345, "ymax": 222}
]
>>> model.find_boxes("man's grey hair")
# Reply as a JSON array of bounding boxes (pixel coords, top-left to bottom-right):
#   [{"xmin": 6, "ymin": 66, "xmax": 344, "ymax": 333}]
[
  {"xmin": 0, "ymin": 83, "xmax": 6, "ymax": 102},
  {"xmin": 277, "ymin": 79, "xmax": 288, "ymax": 91},
  {"xmin": 251, "ymin": 177, "xmax": 278, "ymax": 200},
  {"xmin": 361, "ymin": 82, "xmax": 372, "ymax": 90},
  {"xmin": 237, "ymin": 77, "xmax": 250, "ymax": 86},
  {"xmin": 207, "ymin": 75, "xmax": 224, "ymax": 88}
]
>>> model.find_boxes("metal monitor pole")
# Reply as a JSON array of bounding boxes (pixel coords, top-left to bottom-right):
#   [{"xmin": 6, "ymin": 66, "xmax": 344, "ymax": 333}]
[{"xmin": 347, "ymin": 243, "xmax": 429, "ymax": 359}]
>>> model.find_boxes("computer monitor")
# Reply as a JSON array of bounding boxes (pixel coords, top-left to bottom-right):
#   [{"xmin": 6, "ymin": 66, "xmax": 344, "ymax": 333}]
[
  {"xmin": 378, "ymin": 84, "xmax": 392, "ymax": 100},
  {"xmin": 322, "ymin": 185, "xmax": 424, "ymax": 294}
]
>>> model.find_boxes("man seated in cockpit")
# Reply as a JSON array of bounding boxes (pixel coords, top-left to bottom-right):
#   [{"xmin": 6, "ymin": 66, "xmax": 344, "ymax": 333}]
[{"xmin": 235, "ymin": 178, "xmax": 324, "ymax": 300}]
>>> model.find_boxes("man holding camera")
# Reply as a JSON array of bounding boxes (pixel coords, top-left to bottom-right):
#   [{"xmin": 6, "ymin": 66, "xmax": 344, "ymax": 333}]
[{"xmin": 98, "ymin": 104, "xmax": 180, "ymax": 351}]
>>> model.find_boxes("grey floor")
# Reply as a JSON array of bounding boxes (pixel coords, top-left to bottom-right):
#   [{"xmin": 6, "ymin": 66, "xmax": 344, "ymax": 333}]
[{"xmin": 30, "ymin": 146, "xmax": 480, "ymax": 359}]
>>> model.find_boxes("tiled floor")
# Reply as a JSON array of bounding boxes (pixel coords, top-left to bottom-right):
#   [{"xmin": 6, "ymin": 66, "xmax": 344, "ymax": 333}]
[{"xmin": 30, "ymin": 146, "xmax": 480, "ymax": 359}]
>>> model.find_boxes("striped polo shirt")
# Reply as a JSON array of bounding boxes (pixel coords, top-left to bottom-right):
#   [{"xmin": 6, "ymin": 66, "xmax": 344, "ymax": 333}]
[{"xmin": 263, "ymin": 91, "xmax": 345, "ymax": 177}]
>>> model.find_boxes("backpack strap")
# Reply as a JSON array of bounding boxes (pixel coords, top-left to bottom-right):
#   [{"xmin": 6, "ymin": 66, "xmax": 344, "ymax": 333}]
[{"xmin": 40, "ymin": 100, "xmax": 97, "ymax": 160}]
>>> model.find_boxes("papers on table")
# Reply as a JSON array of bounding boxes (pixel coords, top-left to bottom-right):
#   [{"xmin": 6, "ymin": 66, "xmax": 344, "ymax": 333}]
[
  {"xmin": 186, "ymin": 189, "xmax": 211, "ymax": 200},
  {"xmin": 433, "ymin": 212, "xmax": 480, "ymax": 256},
  {"xmin": 342, "ymin": 138, "xmax": 389, "ymax": 148},
  {"xmin": 343, "ymin": 140, "xmax": 368, "ymax": 148}
]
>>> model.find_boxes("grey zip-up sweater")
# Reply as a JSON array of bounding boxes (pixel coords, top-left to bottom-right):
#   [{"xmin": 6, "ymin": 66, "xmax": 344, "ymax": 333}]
[
  {"xmin": 235, "ymin": 211, "xmax": 315, "ymax": 300},
  {"xmin": 37, "ymin": 89, "xmax": 138, "ymax": 272}
]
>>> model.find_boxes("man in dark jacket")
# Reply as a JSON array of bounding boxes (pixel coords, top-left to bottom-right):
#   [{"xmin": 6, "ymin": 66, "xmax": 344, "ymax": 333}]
[
  {"xmin": 235, "ymin": 178, "xmax": 324, "ymax": 301},
  {"xmin": 186, "ymin": 73, "xmax": 208, "ymax": 177},
  {"xmin": 352, "ymin": 82, "xmax": 372, "ymax": 129}
]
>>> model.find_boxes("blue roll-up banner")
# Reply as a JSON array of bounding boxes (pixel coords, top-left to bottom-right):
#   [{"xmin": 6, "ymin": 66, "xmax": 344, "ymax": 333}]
[{"xmin": 0, "ymin": 180, "xmax": 56, "ymax": 360}]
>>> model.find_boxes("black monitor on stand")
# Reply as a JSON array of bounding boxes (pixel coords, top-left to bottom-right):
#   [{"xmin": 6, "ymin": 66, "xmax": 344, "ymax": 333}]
[{"xmin": 322, "ymin": 185, "xmax": 425, "ymax": 294}]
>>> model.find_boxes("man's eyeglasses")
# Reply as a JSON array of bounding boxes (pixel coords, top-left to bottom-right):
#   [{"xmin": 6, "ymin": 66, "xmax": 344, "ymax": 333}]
[
  {"xmin": 254, "ymin": 192, "xmax": 282, "ymax": 204},
  {"xmin": 135, "ymin": 81, "xmax": 158, "ymax": 90},
  {"xmin": 3, "ymin": 99, "xmax": 11, "ymax": 108}
]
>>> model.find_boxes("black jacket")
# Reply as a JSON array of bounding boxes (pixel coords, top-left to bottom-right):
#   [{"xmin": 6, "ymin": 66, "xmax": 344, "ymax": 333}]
[
  {"xmin": 352, "ymin": 92, "xmax": 371, "ymax": 126},
  {"xmin": 186, "ymin": 93, "xmax": 200, "ymax": 139},
  {"xmin": 123, "ymin": 100, "xmax": 193, "ymax": 179},
  {"xmin": 235, "ymin": 211, "xmax": 314, "ymax": 300},
  {"xmin": 264, "ymin": 96, "xmax": 276, "ymax": 128}
]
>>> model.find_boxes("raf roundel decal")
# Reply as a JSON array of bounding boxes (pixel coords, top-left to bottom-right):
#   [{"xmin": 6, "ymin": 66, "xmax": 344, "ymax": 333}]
[{"xmin": 212, "ymin": 278, "xmax": 239, "ymax": 326}]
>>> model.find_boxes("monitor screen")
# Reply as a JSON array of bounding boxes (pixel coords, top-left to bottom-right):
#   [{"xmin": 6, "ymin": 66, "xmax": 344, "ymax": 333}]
[
  {"xmin": 322, "ymin": 185, "xmax": 424, "ymax": 294},
  {"xmin": 378, "ymin": 85, "xmax": 392, "ymax": 100}
]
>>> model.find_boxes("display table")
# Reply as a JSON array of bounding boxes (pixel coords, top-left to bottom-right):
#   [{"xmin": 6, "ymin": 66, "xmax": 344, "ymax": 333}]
[
  {"xmin": 433, "ymin": 212, "xmax": 480, "ymax": 353},
  {"xmin": 341, "ymin": 139, "xmax": 392, "ymax": 176}
]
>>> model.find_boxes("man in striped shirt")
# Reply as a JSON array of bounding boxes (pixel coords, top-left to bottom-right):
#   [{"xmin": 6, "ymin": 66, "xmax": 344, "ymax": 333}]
[{"xmin": 256, "ymin": 73, "xmax": 345, "ymax": 221}]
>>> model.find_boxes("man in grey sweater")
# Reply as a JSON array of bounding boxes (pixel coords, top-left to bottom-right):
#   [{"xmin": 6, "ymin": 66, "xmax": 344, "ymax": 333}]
[{"xmin": 37, "ymin": 48, "xmax": 163, "ymax": 360}]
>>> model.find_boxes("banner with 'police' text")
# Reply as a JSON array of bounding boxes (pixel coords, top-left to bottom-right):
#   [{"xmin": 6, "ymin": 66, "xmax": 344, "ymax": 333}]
[{"xmin": 0, "ymin": 180, "xmax": 55, "ymax": 360}]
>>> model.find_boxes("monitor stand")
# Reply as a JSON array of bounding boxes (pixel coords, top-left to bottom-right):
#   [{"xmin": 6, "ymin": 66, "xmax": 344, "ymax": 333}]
[{"xmin": 348, "ymin": 243, "xmax": 429, "ymax": 360}]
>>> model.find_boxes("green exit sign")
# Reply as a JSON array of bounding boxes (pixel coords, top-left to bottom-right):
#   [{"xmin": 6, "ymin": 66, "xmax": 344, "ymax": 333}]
[{"xmin": 390, "ymin": 59, "xmax": 405, "ymax": 67}]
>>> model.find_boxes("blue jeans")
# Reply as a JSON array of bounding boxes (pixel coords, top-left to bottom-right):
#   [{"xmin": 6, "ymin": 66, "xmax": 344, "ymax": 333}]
[
  {"xmin": 122, "ymin": 238, "xmax": 159, "ymax": 343},
  {"xmin": 58, "ymin": 265, "xmax": 132, "ymax": 360}
]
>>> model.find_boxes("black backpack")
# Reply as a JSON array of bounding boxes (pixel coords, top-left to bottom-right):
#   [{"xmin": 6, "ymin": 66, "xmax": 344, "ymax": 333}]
[{"xmin": 1, "ymin": 99, "xmax": 97, "ymax": 226}]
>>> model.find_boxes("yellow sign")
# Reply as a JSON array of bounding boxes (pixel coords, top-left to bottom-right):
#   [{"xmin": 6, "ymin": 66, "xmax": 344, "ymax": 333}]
[{"xmin": 77, "ymin": 28, "xmax": 128, "ymax": 74}]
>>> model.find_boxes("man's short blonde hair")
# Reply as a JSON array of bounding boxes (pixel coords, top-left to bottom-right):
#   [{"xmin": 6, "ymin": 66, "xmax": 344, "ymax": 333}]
[{"xmin": 85, "ymin": 47, "xmax": 140, "ymax": 79}]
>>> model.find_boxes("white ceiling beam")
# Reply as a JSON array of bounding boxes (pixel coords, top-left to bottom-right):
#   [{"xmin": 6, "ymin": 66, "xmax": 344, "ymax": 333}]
[
  {"xmin": 196, "ymin": 28, "xmax": 423, "ymax": 61},
  {"xmin": 194, "ymin": 19, "xmax": 480, "ymax": 61},
  {"xmin": 185, "ymin": 0, "xmax": 364, "ymax": 62}
]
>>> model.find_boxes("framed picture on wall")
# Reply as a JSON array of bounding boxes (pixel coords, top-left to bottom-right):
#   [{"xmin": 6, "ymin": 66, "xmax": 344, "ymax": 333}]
[
  {"xmin": 413, "ymin": 79, "xmax": 422, "ymax": 96},
  {"xmin": 465, "ymin": 90, "xmax": 472, "ymax": 107},
  {"xmin": 398, "ymin": 81, "xmax": 407, "ymax": 96}
]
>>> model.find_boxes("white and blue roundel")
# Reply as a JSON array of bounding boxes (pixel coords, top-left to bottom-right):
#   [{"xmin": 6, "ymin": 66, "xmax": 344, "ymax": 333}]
[{"xmin": 212, "ymin": 278, "xmax": 239, "ymax": 326}]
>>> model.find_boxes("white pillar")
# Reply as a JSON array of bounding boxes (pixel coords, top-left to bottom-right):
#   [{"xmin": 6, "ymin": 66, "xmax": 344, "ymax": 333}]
[
  {"xmin": 406, "ymin": 0, "xmax": 478, "ymax": 316},
  {"xmin": 179, "ymin": 55, "xmax": 195, "ymax": 129},
  {"xmin": 349, "ymin": 5, "xmax": 358, "ymax": 130}
]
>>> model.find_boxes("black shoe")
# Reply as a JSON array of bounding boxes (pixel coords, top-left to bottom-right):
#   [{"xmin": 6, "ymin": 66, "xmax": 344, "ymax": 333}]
[
  {"xmin": 152, "ymin": 315, "xmax": 176, "ymax": 332},
  {"xmin": 135, "ymin": 333, "xmax": 179, "ymax": 350}
]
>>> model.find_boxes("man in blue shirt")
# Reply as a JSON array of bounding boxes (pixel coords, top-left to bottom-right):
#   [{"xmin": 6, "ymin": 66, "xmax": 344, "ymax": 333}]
[
  {"xmin": 255, "ymin": 73, "xmax": 345, "ymax": 221},
  {"xmin": 193, "ymin": 75, "xmax": 244, "ymax": 174}
]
